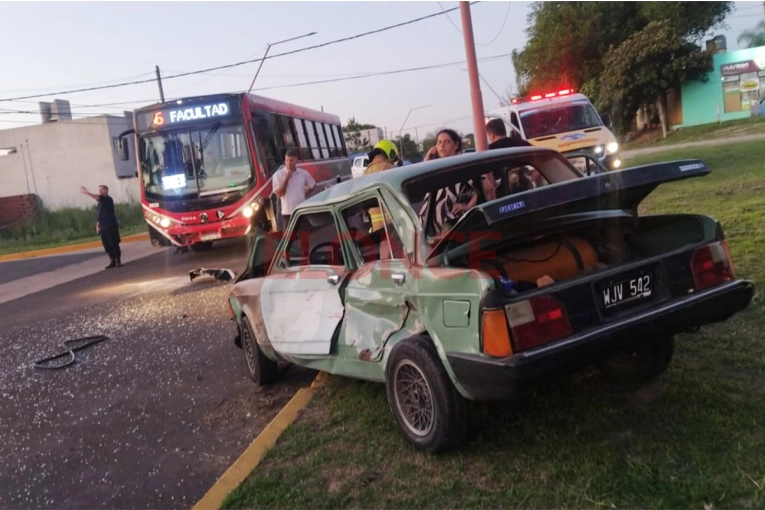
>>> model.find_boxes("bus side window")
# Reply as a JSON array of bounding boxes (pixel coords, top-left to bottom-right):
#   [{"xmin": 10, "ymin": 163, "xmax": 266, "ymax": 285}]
[
  {"xmin": 293, "ymin": 118, "xmax": 313, "ymax": 161},
  {"xmin": 316, "ymin": 122, "xmax": 330, "ymax": 159},
  {"xmin": 325, "ymin": 123, "xmax": 339, "ymax": 158},
  {"xmin": 333, "ymin": 125, "xmax": 347, "ymax": 157},
  {"xmin": 304, "ymin": 121, "xmax": 321, "ymax": 160}
]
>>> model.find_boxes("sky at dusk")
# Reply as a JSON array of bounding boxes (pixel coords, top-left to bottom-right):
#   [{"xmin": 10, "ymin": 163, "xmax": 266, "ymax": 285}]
[{"xmin": 1, "ymin": 1, "xmax": 763, "ymax": 139}]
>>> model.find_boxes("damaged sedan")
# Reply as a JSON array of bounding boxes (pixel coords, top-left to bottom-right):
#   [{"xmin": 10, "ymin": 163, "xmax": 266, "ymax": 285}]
[{"xmin": 227, "ymin": 147, "xmax": 754, "ymax": 453}]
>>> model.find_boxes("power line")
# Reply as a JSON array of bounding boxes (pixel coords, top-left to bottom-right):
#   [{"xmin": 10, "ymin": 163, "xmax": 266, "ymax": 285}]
[
  {"xmin": 0, "ymin": 2, "xmax": 480, "ymax": 104},
  {"xmin": 436, "ymin": 1, "xmax": 509, "ymax": 46},
  {"xmin": 0, "ymin": 52, "xmax": 512, "ymax": 116}
]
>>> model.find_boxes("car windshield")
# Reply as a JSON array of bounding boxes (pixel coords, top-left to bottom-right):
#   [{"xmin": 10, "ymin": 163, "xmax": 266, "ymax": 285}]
[
  {"xmin": 520, "ymin": 100, "xmax": 603, "ymax": 139},
  {"xmin": 138, "ymin": 122, "xmax": 253, "ymax": 200}
]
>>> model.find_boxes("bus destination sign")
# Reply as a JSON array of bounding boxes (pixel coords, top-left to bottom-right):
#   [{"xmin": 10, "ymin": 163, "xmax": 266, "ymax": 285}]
[{"xmin": 137, "ymin": 100, "xmax": 234, "ymax": 131}]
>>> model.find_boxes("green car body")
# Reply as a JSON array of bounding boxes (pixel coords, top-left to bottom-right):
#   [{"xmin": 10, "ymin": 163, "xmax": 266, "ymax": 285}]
[{"xmin": 228, "ymin": 147, "xmax": 754, "ymax": 452}]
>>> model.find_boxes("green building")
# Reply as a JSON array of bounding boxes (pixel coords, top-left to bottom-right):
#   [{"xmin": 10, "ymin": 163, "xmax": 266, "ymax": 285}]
[{"xmin": 675, "ymin": 43, "xmax": 765, "ymax": 128}]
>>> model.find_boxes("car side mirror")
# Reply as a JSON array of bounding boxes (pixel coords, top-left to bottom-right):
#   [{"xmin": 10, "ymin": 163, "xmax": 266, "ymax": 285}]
[
  {"xmin": 599, "ymin": 112, "xmax": 613, "ymax": 129},
  {"xmin": 117, "ymin": 138, "xmax": 129, "ymax": 161}
]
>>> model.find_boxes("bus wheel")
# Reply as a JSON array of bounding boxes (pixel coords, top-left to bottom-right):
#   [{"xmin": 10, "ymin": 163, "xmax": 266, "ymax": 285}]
[{"xmin": 190, "ymin": 242, "xmax": 213, "ymax": 252}]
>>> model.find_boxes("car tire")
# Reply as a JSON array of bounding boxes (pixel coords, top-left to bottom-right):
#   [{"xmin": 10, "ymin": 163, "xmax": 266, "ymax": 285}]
[
  {"xmin": 385, "ymin": 336, "xmax": 467, "ymax": 453},
  {"xmin": 190, "ymin": 241, "xmax": 213, "ymax": 252},
  {"xmin": 240, "ymin": 317, "xmax": 279, "ymax": 386},
  {"xmin": 597, "ymin": 335, "xmax": 674, "ymax": 387}
]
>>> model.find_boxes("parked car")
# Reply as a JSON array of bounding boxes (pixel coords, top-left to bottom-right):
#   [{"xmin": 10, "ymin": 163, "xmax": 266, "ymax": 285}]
[
  {"xmin": 227, "ymin": 147, "xmax": 754, "ymax": 453},
  {"xmin": 351, "ymin": 154, "xmax": 369, "ymax": 179}
]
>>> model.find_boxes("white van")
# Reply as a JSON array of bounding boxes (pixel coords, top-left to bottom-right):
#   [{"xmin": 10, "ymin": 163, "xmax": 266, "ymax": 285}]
[
  {"xmin": 351, "ymin": 155, "xmax": 369, "ymax": 179},
  {"xmin": 486, "ymin": 89, "xmax": 622, "ymax": 171}
]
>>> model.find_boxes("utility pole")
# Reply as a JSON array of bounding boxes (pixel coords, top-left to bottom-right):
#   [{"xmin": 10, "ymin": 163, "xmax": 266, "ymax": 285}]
[
  {"xmin": 459, "ymin": 1, "xmax": 487, "ymax": 152},
  {"xmin": 155, "ymin": 65, "xmax": 165, "ymax": 103}
]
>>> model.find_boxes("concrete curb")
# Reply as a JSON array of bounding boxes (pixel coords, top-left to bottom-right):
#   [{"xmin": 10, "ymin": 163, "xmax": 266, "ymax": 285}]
[
  {"xmin": 191, "ymin": 372, "xmax": 328, "ymax": 510},
  {"xmin": 0, "ymin": 233, "xmax": 149, "ymax": 262}
]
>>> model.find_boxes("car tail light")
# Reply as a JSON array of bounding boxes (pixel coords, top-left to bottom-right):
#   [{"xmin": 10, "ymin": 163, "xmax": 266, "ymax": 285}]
[
  {"xmin": 691, "ymin": 241, "xmax": 734, "ymax": 291},
  {"xmin": 482, "ymin": 309, "xmax": 513, "ymax": 357},
  {"xmin": 505, "ymin": 295, "xmax": 572, "ymax": 351}
]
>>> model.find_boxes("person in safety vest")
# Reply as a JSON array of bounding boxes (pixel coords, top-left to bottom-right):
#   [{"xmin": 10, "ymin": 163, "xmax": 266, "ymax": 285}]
[{"xmin": 363, "ymin": 139, "xmax": 400, "ymax": 176}]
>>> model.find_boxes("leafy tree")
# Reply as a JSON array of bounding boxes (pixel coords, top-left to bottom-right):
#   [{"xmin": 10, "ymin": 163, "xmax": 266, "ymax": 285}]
[
  {"xmin": 738, "ymin": 21, "xmax": 765, "ymax": 48},
  {"xmin": 511, "ymin": 1, "xmax": 733, "ymax": 135},
  {"xmin": 343, "ymin": 117, "xmax": 377, "ymax": 153},
  {"xmin": 393, "ymin": 133, "xmax": 420, "ymax": 160},
  {"xmin": 420, "ymin": 132, "xmax": 437, "ymax": 156},
  {"xmin": 599, "ymin": 20, "xmax": 714, "ymax": 138}
]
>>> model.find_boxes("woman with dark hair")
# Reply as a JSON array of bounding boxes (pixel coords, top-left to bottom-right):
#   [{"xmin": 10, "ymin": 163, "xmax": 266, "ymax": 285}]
[
  {"xmin": 424, "ymin": 128, "xmax": 462, "ymax": 161},
  {"xmin": 419, "ymin": 129, "xmax": 479, "ymax": 243}
]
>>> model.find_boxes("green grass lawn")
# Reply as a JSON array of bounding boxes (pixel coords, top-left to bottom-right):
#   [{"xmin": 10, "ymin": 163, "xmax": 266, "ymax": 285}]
[
  {"xmin": 223, "ymin": 140, "xmax": 765, "ymax": 510},
  {"xmin": 622, "ymin": 117, "xmax": 765, "ymax": 151},
  {"xmin": 0, "ymin": 203, "xmax": 145, "ymax": 256}
]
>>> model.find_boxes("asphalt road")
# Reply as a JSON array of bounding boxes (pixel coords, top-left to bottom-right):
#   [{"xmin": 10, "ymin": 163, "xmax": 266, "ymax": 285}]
[
  {"xmin": 0, "ymin": 251, "xmax": 103, "ymax": 285},
  {"xmin": 0, "ymin": 238, "xmax": 316, "ymax": 509}
]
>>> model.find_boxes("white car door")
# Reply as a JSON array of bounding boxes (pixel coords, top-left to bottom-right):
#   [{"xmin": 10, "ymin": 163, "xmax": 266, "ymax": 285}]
[{"xmin": 259, "ymin": 210, "xmax": 347, "ymax": 356}]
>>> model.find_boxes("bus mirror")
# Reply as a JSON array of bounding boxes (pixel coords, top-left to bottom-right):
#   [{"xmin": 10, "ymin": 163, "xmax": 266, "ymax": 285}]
[
  {"xmin": 599, "ymin": 112, "xmax": 613, "ymax": 129},
  {"xmin": 117, "ymin": 137, "xmax": 129, "ymax": 161}
]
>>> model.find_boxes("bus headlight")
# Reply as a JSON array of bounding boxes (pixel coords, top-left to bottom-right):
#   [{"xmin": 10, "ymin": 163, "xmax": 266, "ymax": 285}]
[
  {"xmin": 159, "ymin": 217, "xmax": 171, "ymax": 229},
  {"xmin": 242, "ymin": 206, "xmax": 254, "ymax": 219},
  {"xmin": 606, "ymin": 142, "xmax": 619, "ymax": 154}
]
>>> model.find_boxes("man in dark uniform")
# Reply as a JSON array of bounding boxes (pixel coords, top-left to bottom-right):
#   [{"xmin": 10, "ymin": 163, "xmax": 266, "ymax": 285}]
[
  {"xmin": 81, "ymin": 185, "xmax": 122, "ymax": 269},
  {"xmin": 485, "ymin": 117, "xmax": 537, "ymax": 193}
]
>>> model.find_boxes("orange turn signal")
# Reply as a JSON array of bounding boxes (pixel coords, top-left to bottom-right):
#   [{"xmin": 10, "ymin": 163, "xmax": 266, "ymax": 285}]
[{"xmin": 482, "ymin": 309, "xmax": 513, "ymax": 357}]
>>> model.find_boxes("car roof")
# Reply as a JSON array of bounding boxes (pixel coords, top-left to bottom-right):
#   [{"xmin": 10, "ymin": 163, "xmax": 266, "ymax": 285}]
[{"xmin": 295, "ymin": 146, "xmax": 559, "ymax": 211}]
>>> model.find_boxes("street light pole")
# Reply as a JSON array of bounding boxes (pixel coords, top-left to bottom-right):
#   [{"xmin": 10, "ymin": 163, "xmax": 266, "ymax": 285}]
[
  {"xmin": 248, "ymin": 32, "xmax": 317, "ymax": 93},
  {"xmin": 459, "ymin": 1, "xmax": 487, "ymax": 152}
]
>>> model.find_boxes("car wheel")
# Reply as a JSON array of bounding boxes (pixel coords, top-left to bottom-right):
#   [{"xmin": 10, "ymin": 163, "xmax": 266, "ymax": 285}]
[
  {"xmin": 385, "ymin": 336, "xmax": 467, "ymax": 453},
  {"xmin": 190, "ymin": 241, "xmax": 213, "ymax": 252},
  {"xmin": 597, "ymin": 335, "xmax": 674, "ymax": 387},
  {"xmin": 240, "ymin": 317, "xmax": 279, "ymax": 386}
]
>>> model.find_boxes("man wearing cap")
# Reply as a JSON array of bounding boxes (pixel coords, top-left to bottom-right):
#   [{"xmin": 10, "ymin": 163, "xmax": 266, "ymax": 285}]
[{"xmin": 363, "ymin": 140, "xmax": 400, "ymax": 176}]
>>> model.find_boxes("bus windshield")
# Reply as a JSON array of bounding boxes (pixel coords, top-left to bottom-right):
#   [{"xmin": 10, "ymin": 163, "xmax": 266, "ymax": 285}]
[
  {"xmin": 520, "ymin": 100, "xmax": 603, "ymax": 139},
  {"xmin": 138, "ymin": 122, "xmax": 253, "ymax": 200}
]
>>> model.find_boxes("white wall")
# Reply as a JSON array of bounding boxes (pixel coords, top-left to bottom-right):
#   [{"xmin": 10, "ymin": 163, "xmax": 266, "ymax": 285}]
[{"xmin": 0, "ymin": 116, "xmax": 141, "ymax": 210}]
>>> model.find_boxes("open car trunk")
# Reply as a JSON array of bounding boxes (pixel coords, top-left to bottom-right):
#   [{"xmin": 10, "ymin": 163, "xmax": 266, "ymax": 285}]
[{"xmin": 428, "ymin": 159, "xmax": 712, "ymax": 291}]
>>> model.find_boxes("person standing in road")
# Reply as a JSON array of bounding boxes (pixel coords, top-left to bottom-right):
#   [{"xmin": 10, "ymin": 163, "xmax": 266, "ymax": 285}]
[
  {"xmin": 272, "ymin": 149, "xmax": 316, "ymax": 230},
  {"xmin": 80, "ymin": 185, "xmax": 122, "ymax": 269}
]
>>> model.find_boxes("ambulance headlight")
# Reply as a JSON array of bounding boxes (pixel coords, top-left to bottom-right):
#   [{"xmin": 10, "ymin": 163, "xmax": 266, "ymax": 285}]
[{"xmin": 607, "ymin": 142, "xmax": 619, "ymax": 154}]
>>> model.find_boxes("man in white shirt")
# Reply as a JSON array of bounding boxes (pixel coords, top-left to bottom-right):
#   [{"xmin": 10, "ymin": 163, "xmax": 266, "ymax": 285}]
[{"xmin": 272, "ymin": 148, "xmax": 316, "ymax": 230}]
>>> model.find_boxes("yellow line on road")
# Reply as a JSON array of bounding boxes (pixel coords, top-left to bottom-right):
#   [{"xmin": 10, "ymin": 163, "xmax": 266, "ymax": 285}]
[
  {"xmin": 0, "ymin": 233, "xmax": 149, "ymax": 262},
  {"xmin": 192, "ymin": 372, "xmax": 328, "ymax": 510}
]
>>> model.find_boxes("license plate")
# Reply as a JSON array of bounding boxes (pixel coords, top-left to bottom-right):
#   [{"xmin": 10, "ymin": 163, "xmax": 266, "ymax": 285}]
[
  {"xmin": 200, "ymin": 232, "xmax": 222, "ymax": 242},
  {"xmin": 599, "ymin": 268, "xmax": 653, "ymax": 310}
]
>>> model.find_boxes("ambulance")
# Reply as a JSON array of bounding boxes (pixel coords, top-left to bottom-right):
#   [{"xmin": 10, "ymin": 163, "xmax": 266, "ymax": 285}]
[{"xmin": 486, "ymin": 89, "xmax": 622, "ymax": 171}]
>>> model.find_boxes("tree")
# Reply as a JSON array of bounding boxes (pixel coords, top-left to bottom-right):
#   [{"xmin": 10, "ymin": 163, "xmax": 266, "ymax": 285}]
[
  {"xmin": 738, "ymin": 21, "xmax": 765, "ymax": 48},
  {"xmin": 343, "ymin": 117, "xmax": 377, "ymax": 153},
  {"xmin": 511, "ymin": 1, "xmax": 733, "ymax": 135},
  {"xmin": 393, "ymin": 133, "xmax": 420, "ymax": 160},
  {"xmin": 420, "ymin": 132, "xmax": 437, "ymax": 156},
  {"xmin": 599, "ymin": 20, "xmax": 714, "ymax": 138}
]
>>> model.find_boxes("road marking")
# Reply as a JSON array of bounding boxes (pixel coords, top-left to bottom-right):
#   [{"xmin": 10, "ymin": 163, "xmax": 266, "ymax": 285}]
[{"xmin": 191, "ymin": 377, "xmax": 324, "ymax": 510}]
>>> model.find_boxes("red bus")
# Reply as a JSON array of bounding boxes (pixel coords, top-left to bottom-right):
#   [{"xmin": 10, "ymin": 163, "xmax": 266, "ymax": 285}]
[{"xmin": 117, "ymin": 92, "xmax": 352, "ymax": 251}]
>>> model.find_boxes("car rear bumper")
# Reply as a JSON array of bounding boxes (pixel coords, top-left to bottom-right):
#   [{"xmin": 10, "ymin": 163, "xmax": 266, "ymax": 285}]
[{"xmin": 447, "ymin": 279, "xmax": 755, "ymax": 401}]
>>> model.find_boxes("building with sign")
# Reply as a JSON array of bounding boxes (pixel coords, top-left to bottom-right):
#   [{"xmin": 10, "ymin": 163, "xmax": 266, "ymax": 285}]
[
  {"xmin": 674, "ymin": 43, "xmax": 765, "ymax": 128},
  {"xmin": 0, "ymin": 100, "xmax": 139, "ymax": 211}
]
